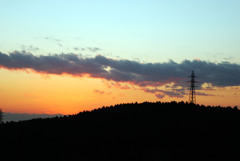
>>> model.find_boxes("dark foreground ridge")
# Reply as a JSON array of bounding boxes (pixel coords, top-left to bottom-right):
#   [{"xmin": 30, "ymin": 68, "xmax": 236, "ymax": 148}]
[{"xmin": 0, "ymin": 101, "xmax": 240, "ymax": 161}]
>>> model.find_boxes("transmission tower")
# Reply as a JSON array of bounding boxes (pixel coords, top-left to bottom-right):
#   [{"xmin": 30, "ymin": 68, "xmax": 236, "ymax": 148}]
[{"xmin": 188, "ymin": 71, "xmax": 197, "ymax": 104}]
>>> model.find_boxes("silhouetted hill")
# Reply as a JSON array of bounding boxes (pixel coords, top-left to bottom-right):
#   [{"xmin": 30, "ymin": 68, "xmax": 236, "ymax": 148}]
[{"xmin": 0, "ymin": 101, "xmax": 239, "ymax": 161}]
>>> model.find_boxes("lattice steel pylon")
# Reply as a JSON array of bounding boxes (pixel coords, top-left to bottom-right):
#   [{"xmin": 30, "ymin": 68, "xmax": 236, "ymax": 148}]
[{"xmin": 188, "ymin": 71, "xmax": 197, "ymax": 104}]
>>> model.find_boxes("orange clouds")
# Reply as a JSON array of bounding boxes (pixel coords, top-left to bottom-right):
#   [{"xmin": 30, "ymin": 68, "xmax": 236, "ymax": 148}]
[{"xmin": 1, "ymin": 51, "xmax": 240, "ymax": 114}]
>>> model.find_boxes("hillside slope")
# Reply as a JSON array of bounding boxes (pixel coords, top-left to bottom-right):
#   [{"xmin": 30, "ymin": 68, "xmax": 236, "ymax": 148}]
[{"xmin": 0, "ymin": 101, "xmax": 239, "ymax": 161}]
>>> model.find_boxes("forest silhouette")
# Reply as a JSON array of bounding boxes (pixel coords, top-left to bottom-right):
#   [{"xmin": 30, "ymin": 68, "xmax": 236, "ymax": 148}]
[{"xmin": 0, "ymin": 101, "xmax": 239, "ymax": 161}]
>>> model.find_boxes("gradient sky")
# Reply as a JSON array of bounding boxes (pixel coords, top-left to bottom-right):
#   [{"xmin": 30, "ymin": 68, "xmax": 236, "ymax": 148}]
[{"xmin": 0, "ymin": 0, "xmax": 240, "ymax": 115}]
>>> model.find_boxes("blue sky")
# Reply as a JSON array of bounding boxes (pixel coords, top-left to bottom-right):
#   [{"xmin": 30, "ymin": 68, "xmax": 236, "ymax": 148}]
[{"xmin": 0, "ymin": 0, "xmax": 240, "ymax": 63}]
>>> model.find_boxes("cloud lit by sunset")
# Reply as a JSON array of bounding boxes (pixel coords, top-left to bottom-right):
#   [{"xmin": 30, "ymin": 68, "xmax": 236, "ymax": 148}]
[
  {"xmin": 0, "ymin": 0, "xmax": 240, "ymax": 118},
  {"xmin": 0, "ymin": 51, "xmax": 239, "ymax": 115}
]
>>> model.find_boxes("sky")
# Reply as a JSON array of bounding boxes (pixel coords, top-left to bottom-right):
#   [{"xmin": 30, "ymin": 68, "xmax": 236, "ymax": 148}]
[{"xmin": 0, "ymin": 0, "xmax": 240, "ymax": 118}]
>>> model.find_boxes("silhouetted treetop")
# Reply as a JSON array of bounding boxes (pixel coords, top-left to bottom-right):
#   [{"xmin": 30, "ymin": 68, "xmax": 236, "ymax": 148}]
[{"xmin": 0, "ymin": 101, "xmax": 239, "ymax": 161}]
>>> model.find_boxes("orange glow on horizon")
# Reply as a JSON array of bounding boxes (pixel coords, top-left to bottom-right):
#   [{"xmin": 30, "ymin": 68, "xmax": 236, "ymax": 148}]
[{"xmin": 0, "ymin": 68, "xmax": 239, "ymax": 115}]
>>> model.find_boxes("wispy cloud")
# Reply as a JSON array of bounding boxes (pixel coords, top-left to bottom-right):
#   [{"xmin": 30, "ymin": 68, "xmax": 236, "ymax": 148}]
[
  {"xmin": 196, "ymin": 92, "xmax": 215, "ymax": 96},
  {"xmin": 143, "ymin": 88, "xmax": 185, "ymax": 99},
  {"xmin": 0, "ymin": 51, "xmax": 240, "ymax": 98},
  {"xmin": 73, "ymin": 47, "xmax": 101, "ymax": 52},
  {"xmin": 87, "ymin": 47, "xmax": 101, "ymax": 52},
  {"xmin": 73, "ymin": 47, "xmax": 80, "ymax": 51},
  {"xmin": 93, "ymin": 89, "xmax": 105, "ymax": 95},
  {"xmin": 21, "ymin": 45, "xmax": 39, "ymax": 52},
  {"xmin": 44, "ymin": 37, "xmax": 61, "ymax": 42},
  {"xmin": 44, "ymin": 37, "xmax": 63, "ymax": 47}
]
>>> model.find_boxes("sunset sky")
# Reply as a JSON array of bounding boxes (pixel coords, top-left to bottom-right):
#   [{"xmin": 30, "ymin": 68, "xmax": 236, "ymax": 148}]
[{"xmin": 0, "ymin": 0, "xmax": 240, "ymax": 116}]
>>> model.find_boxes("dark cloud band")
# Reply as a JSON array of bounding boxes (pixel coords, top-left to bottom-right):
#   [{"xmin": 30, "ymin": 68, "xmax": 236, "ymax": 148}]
[{"xmin": 0, "ymin": 51, "xmax": 240, "ymax": 88}]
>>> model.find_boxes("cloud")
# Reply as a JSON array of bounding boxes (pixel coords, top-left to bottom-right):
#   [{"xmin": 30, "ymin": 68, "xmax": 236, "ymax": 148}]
[
  {"xmin": 104, "ymin": 81, "xmax": 131, "ymax": 89},
  {"xmin": 114, "ymin": 83, "xmax": 131, "ymax": 89},
  {"xmin": 73, "ymin": 47, "xmax": 80, "ymax": 51},
  {"xmin": 21, "ymin": 45, "xmax": 39, "ymax": 51},
  {"xmin": 45, "ymin": 37, "xmax": 61, "ymax": 42},
  {"xmin": 0, "ymin": 51, "xmax": 240, "ymax": 98},
  {"xmin": 155, "ymin": 93, "xmax": 165, "ymax": 99},
  {"xmin": 143, "ymin": 88, "xmax": 185, "ymax": 98},
  {"xmin": 196, "ymin": 92, "xmax": 215, "ymax": 96},
  {"xmin": 44, "ymin": 37, "xmax": 63, "ymax": 47},
  {"xmin": 87, "ymin": 47, "xmax": 101, "ymax": 52},
  {"xmin": 93, "ymin": 90, "xmax": 105, "ymax": 95},
  {"xmin": 73, "ymin": 47, "xmax": 100, "ymax": 52}
]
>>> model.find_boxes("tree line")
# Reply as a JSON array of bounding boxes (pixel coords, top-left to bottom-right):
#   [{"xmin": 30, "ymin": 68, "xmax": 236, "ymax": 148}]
[{"xmin": 0, "ymin": 101, "xmax": 239, "ymax": 161}]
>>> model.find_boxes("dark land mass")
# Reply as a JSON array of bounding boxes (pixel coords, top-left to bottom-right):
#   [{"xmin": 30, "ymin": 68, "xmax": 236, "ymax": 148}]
[{"xmin": 0, "ymin": 101, "xmax": 240, "ymax": 161}]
